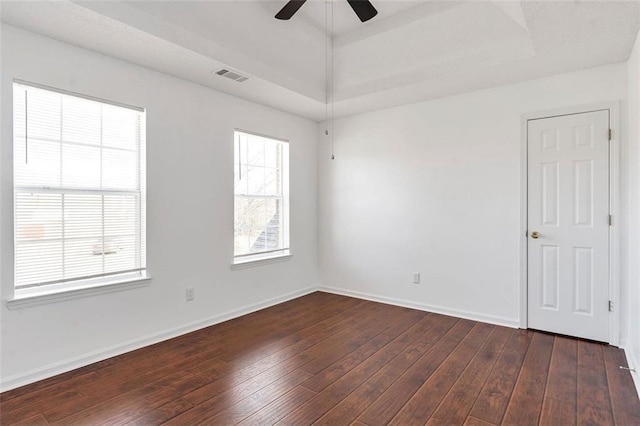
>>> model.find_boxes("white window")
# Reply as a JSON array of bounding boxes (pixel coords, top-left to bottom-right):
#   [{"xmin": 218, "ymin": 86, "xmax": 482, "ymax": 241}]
[
  {"xmin": 12, "ymin": 82, "xmax": 146, "ymax": 297},
  {"xmin": 234, "ymin": 130, "xmax": 290, "ymax": 264}
]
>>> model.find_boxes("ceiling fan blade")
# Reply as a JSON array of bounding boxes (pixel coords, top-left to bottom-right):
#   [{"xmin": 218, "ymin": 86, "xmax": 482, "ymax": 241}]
[
  {"xmin": 275, "ymin": 0, "xmax": 307, "ymax": 20},
  {"xmin": 346, "ymin": 0, "xmax": 377, "ymax": 22}
]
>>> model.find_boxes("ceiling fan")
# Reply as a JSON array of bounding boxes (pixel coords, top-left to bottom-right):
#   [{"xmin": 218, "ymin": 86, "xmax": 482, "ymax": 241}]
[{"xmin": 275, "ymin": 0, "xmax": 378, "ymax": 23}]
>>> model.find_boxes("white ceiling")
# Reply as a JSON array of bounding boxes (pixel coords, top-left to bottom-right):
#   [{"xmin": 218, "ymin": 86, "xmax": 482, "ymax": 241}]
[{"xmin": 2, "ymin": 0, "xmax": 639, "ymax": 121}]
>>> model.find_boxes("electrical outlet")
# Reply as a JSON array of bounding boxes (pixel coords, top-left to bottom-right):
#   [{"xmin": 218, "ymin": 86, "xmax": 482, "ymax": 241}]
[
  {"xmin": 186, "ymin": 287, "xmax": 195, "ymax": 301},
  {"xmin": 412, "ymin": 273, "xmax": 420, "ymax": 284}
]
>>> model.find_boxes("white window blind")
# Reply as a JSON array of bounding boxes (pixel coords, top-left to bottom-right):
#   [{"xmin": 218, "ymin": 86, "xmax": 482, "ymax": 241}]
[
  {"xmin": 13, "ymin": 82, "xmax": 146, "ymax": 292},
  {"xmin": 234, "ymin": 130, "xmax": 289, "ymax": 261}
]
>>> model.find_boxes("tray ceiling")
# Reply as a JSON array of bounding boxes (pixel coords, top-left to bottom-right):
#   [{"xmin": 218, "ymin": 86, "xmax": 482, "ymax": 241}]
[{"xmin": 2, "ymin": 0, "xmax": 639, "ymax": 121}]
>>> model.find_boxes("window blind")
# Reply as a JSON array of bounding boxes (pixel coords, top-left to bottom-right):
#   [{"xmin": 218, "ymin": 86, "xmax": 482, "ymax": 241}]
[
  {"xmin": 13, "ymin": 82, "xmax": 146, "ymax": 290},
  {"xmin": 234, "ymin": 131, "xmax": 289, "ymax": 259}
]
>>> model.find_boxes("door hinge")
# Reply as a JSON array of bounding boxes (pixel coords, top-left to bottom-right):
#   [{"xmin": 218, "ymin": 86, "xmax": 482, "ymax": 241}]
[
  {"xmin": 609, "ymin": 300, "xmax": 613, "ymax": 312},
  {"xmin": 609, "ymin": 129, "xmax": 612, "ymax": 141},
  {"xmin": 609, "ymin": 214, "xmax": 613, "ymax": 226}
]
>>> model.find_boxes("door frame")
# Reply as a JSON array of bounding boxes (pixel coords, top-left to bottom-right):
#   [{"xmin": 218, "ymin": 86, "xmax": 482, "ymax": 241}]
[{"xmin": 519, "ymin": 101, "xmax": 622, "ymax": 346}]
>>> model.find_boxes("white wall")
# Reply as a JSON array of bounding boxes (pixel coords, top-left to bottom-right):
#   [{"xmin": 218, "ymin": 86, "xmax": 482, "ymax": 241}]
[
  {"xmin": 318, "ymin": 63, "xmax": 627, "ymax": 328},
  {"xmin": 625, "ymin": 29, "xmax": 640, "ymax": 393},
  {"xmin": 0, "ymin": 25, "xmax": 318, "ymax": 390}
]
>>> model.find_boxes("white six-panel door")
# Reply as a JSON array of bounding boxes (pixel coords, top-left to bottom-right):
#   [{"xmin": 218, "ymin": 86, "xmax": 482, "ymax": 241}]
[{"xmin": 527, "ymin": 110, "xmax": 610, "ymax": 342}]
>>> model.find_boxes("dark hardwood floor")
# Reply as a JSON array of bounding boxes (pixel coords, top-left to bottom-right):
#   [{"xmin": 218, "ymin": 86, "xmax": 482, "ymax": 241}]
[{"xmin": 1, "ymin": 292, "xmax": 639, "ymax": 425}]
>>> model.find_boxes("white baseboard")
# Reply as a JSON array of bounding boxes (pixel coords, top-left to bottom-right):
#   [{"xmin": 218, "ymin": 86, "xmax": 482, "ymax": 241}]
[
  {"xmin": 317, "ymin": 286, "xmax": 520, "ymax": 329},
  {"xmin": 0, "ymin": 286, "xmax": 316, "ymax": 392},
  {"xmin": 4, "ymin": 282, "xmax": 628, "ymax": 396},
  {"xmin": 622, "ymin": 344, "xmax": 640, "ymax": 399},
  {"xmin": 0, "ymin": 285, "xmax": 525, "ymax": 392}
]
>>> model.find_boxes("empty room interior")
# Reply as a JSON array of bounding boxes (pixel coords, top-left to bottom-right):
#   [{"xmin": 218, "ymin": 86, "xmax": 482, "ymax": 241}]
[{"xmin": 2, "ymin": 0, "xmax": 640, "ymax": 424}]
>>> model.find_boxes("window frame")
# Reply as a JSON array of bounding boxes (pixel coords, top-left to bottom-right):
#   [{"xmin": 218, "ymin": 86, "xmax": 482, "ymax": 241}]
[
  {"xmin": 10, "ymin": 80, "xmax": 148, "ymax": 303},
  {"xmin": 232, "ymin": 129, "xmax": 291, "ymax": 266}
]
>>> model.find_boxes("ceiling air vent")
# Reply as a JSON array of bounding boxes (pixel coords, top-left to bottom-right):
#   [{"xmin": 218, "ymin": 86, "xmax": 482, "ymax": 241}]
[{"xmin": 215, "ymin": 69, "xmax": 249, "ymax": 83}]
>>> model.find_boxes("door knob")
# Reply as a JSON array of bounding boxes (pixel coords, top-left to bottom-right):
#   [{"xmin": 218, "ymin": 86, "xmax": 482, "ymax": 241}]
[{"xmin": 531, "ymin": 231, "xmax": 540, "ymax": 239}]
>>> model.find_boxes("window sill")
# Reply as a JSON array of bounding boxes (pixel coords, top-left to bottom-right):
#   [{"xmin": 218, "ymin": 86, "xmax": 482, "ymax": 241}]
[
  {"xmin": 231, "ymin": 252, "xmax": 292, "ymax": 270},
  {"xmin": 5, "ymin": 274, "xmax": 151, "ymax": 310}
]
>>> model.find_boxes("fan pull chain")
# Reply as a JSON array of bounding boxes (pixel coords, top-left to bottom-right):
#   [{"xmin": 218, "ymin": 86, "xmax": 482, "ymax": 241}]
[
  {"xmin": 331, "ymin": 0, "xmax": 335, "ymax": 160},
  {"xmin": 325, "ymin": 0, "xmax": 329, "ymax": 141},
  {"xmin": 324, "ymin": 0, "xmax": 335, "ymax": 160}
]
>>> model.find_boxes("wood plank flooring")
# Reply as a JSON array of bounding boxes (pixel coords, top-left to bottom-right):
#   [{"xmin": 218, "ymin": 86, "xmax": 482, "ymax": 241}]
[{"xmin": 1, "ymin": 292, "xmax": 639, "ymax": 425}]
